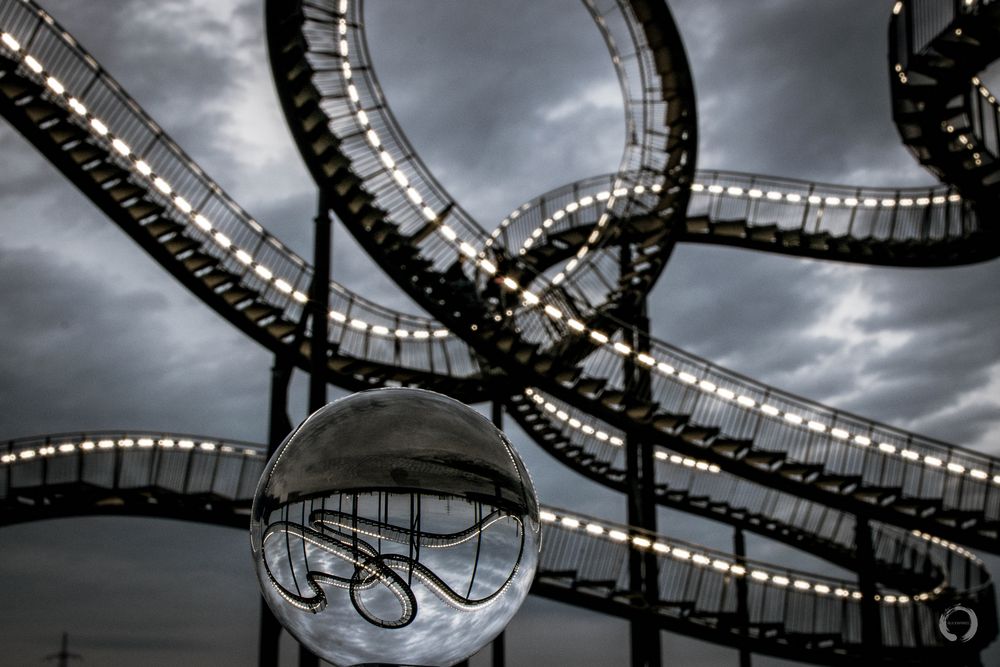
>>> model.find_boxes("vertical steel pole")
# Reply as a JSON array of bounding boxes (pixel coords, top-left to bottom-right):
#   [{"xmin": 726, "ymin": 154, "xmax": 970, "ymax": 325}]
[
  {"xmin": 621, "ymin": 241, "xmax": 660, "ymax": 667},
  {"xmin": 298, "ymin": 194, "xmax": 332, "ymax": 667},
  {"xmin": 260, "ymin": 358, "xmax": 293, "ymax": 667},
  {"xmin": 856, "ymin": 513, "xmax": 882, "ymax": 653},
  {"xmin": 734, "ymin": 527, "xmax": 751, "ymax": 667}
]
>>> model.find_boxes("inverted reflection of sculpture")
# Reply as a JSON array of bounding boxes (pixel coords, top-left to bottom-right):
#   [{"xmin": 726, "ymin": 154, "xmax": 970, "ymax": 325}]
[{"xmin": 250, "ymin": 388, "xmax": 540, "ymax": 666}]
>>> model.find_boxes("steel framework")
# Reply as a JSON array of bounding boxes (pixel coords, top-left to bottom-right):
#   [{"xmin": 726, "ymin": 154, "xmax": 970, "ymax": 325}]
[{"xmin": 1, "ymin": 0, "xmax": 1000, "ymax": 664}]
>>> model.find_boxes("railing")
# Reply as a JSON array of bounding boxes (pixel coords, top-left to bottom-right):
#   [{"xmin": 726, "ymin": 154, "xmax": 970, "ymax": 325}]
[
  {"xmin": 3, "ymin": 429, "xmax": 989, "ymax": 653},
  {"xmin": 293, "ymin": 0, "xmax": 688, "ymax": 315},
  {"xmin": 539, "ymin": 508, "xmax": 991, "ymax": 649},
  {"xmin": 0, "ymin": 0, "xmax": 482, "ymax": 382},
  {"xmin": 0, "ymin": 431, "xmax": 267, "ymax": 503},
  {"xmin": 284, "ymin": 0, "xmax": 1000, "ymax": 527},
  {"xmin": 489, "ymin": 171, "xmax": 976, "ymax": 259},
  {"xmin": 566, "ymin": 308, "xmax": 1000, "ymax": 523},
  {"xmin": 689, "ymin": 171, "xmax": 974, "ymax": 243},
  {"xmin": 515, "ymin": 389, "xmax": 990, "ymax": 596}
]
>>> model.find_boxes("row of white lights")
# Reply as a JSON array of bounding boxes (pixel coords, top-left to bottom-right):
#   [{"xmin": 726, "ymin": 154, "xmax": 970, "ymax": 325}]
[
  {"xmin": 0, "ymin": 437, "xmax": 960, "ymax": 603},
  {"xmin": 7, "ymin": 1, "xmax": 985, "ymax": 605},
  {"xmin": 0, "ymin": 437, "xmax": 261, "ymax": 464},
  {"xmin": 528, "ymin": 391, "xmax": 984, "ymax": 573},
  {"xmin": 524, "ymin": 389, "xmax": 723, "ymax": 473},
  {"xmin": 0, "ymin": 30, "xmax": 448, "ymax": 342},
  {"xmin": 912, "ymin": 529, "xmax": 983, "ymax": 566},
  {"xmin": 486, "ymin": 178, "xmax": 960, "ymax": 273},
  {"xmin": 334, "ymin": 4, "xmax": 642, "ymax": 291},
  {"xmin": 487, "ymin": 183, "xmax": 662, "ymax": 260},
  {"xmin": 692, "ymin": 182, "xmax": 960, "ymax": 208},
  {"xmin": 537, "ymin": 510, "xmax": 942, "ymax": 603},
  {"xmin": 327, "ymin": 10, "xmax": 1000, "ymax": 490}
]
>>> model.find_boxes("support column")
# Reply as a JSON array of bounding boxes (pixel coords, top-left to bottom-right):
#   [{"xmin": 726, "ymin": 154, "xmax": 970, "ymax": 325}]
[
  {"xmin": 733, "ymin": 527, "xmax": 751, "ymax": 667},
  {"xmin": 300, "ymin": 193, "xmax": 332, "ymax": 667},
  {"xmin": 855, "ymin": 514, "xmax": 882, "ymax": 653},
  {"xmin": 621, "ymin": 242, "xmax": 660, "ymax": 667},
  {"xmin": 491, "ymin": 399, "xmax": 507, "ymax": 667},
  {"xmin": 259, "ymin": 358, "xmax": 294, "ymax": 667}
]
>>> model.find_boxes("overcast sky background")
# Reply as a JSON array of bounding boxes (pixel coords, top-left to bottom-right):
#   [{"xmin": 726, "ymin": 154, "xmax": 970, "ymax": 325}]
[{"xmin": 1, "ymin": 0, "xmax": 999, "ymax": 665}]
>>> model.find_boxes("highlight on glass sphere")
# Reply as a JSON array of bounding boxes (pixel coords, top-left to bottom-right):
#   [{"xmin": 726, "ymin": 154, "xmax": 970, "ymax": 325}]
[{"xmin": 250, "ymin": 387, "xmax": 540, "ymax": 667}]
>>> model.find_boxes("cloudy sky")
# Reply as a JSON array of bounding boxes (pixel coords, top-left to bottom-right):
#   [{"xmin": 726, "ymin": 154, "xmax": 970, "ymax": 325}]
[{"xmin": 1, "ymin": 0, "xmax": 999, "ymax": 665}]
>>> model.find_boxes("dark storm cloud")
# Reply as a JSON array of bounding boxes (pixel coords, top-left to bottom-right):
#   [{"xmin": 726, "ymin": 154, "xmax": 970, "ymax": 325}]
[
  {"xmin": 1, "ymin": 0, "xmax": 999, "ymax": 665},
  {"xmin": 0, "ymin": 242, "xmax": 270, "ymax": 440}
]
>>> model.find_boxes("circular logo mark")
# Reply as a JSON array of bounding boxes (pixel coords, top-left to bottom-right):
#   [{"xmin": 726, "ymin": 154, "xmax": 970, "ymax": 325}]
[{"xmin": 938, "ymin": 604, "xmax": 978, "ymax": 643}]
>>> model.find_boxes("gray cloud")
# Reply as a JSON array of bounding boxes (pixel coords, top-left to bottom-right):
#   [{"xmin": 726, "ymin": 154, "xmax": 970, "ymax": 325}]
[{"xmin": 1, "ymin": 0, "xmax": 998, "ymax": 665}]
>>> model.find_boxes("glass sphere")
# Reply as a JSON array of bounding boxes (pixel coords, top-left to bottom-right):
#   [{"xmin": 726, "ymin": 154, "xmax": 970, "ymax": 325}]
[{"xmin": 250, "ymin": 387, "xmax": 540, "ymax": 667}]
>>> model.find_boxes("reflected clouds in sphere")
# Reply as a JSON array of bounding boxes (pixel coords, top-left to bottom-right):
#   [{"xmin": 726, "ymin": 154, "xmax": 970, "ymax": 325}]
[{"xmin": 250, "ymin": 388, "xmax": 540, "ymax": 666}]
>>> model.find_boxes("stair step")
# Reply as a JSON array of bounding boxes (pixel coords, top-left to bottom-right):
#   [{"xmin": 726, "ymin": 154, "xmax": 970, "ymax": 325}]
[
  {"xmin": 852, "ymin": 485, "xmax": 901, "ymax": 505},
  {"xmin": 709, "ymin": 438, "xmax": 751, "ymax": 457},
  {"xmin": 813, "ymin": 474, "xmax": 861, "ymax": 493},
  {"xmin": 653, "ymin": 412, "xmax": 688, "ymax": 431},
  {"xmin": 625, "ymin": 401, "xmax": 657, "ymax": 421},
  {"xmin": 712, "ymin": 219, "xmax": 747, "ymax": 237},
  {"xmin": 680, "ymin": 425, "xmax": 719, "ymax": 443},
  {"xmin": 743, "ymin": 449, "xmax": 786, "ymax": 469},
  {"xmin": 932, "ymin": 509, "xmax": 981, "ymax": 529},
  {"xmin": 779, "ymin": 463, "xmax": 823, "ymax": 482}
]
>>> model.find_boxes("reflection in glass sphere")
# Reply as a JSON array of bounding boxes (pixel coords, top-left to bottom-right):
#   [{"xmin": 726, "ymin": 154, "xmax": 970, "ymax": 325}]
[{"xmin": 250, "ymin": 388, "xmax": 540, "ymax": 666}]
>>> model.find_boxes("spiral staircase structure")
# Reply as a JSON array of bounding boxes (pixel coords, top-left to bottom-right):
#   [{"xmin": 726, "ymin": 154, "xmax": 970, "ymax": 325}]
[{"xmin": 1, "ymin": 0, "xmax": 1000, "ymax": 663}]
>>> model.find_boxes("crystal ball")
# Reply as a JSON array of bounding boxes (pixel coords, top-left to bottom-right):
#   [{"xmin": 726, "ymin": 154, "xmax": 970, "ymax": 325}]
[{"xmin": 250, "ymin": 388, "xmax": 540, "ymax": 666}]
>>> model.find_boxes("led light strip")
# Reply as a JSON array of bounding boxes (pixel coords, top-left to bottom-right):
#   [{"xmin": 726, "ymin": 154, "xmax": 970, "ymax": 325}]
[
  {"xmin": 538, "ymin": 509, "xmax": 887, "ymax": 602},
  {"xmin": 486, "ymin": 183, "xmax": 662, "ymax": 260},
  {"xmin": 489, "ymin": 176, "xmax": 960, "ymax": 268},
  {"xmin": 0, "ymin": 437, "xmax": 261, "ymax": 463},
  {"xmin": 329, "ymin": 8, "xmax": 998, "ymax": 489},
  {"xmin": 524, "ymin": 388, "xmax": 723, "ymax": 473},
  {"xmin": 0, "ymin": 30, "xmax": 447, "ymax": 341},
  {"xmin": 912, "ymin": 529, "xmax": 983, "ymax": 566},
  {"xmin": 0, "ymin": 434, "xmax": 974, "ymax": 603},
  {"xmin": 691, "ymin": 182, "xmax": 960, "ymax": 208}
]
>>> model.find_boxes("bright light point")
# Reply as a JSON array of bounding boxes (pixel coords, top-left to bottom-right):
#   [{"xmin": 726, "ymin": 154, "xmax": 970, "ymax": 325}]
[
  {"xmin": 539, "ymin": 511, "xmax": 557, "ymax": 522},
  {"xmin": 90, "ymin": 118, "xmax": 108, "ymax": 135},
  {"xmin": 25, "ymin": 55, "xmax": 42, "ymax": 73},
  {"xmin": 46, "ymin": 76, "xmax": 64, "ymax": 95},
  {"xmin": 561, "ymin": 517, "xmax": 580, "ymax": 528},
  {"xmin": 2, "ymin": 33, "xmax": 21, "ymax": 51},
  {"xmin": 586, "ymin": 523, "xmax": 604, "ymax": 535}
]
